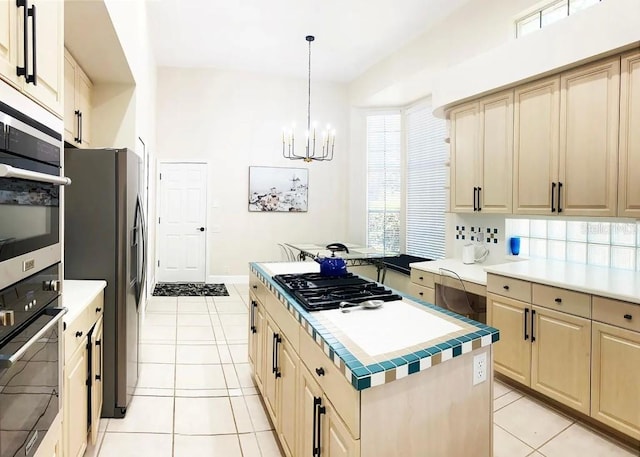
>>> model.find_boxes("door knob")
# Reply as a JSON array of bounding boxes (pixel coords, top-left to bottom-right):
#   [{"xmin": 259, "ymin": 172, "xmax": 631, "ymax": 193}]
[{"xmin": 197, "ymin": 227, "xmax": 205, "ymax": 232}]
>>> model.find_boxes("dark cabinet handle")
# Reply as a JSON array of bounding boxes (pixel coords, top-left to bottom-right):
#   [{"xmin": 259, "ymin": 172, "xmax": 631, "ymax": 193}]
[
  {"xmin": 551, "ymin": 182, "xmax": 556, "ymax": 212},
  {"xmin": 79, "ymin": 111, "xmax": 83, "ymax": 143},
  {"xmin": 95, "ymin": 339, "xmax": 101, "ymax": 347},
  {"xmin": 250, "ymin": 301, "xmax": 257, "ymax": 333},
  {"xmin": 252, "ymin": 285, "xmax": 257, "ymax": 289},
  {"xmin": 477, "ymin": 187, "xmax": 482, "ymax": 211},
  {"xmin": 624, "ymin": 314, "xmax": 633, "ymax": 320},
  {"xmin": 531, "ymin": 309, "xmax": 536, "ymax": 342},
  {"xmin": 524, "ymin": 308, "xmax": 529, "ymax": 341},
  {"xmin": 16, "ymin": 0, "xmax": 28, "ymax": 79},
  {"xmin": 74, "ymin": 110, "xmax": 81, "ymax": 142},
  {"xmin": 313, "ymin": 396, "xmax": 326, "ymax": 457},
  {"xmin": 557, "ymin": 182, "xmax": 563, "ymax": 213},
  {"xmin": 418, "ymin": 292, "xmax": 424, "ymax": 296},
  {"xmin": 96, "ymin": 307, "xmax": 102, "ymax": 313},
  {"xmin": 315, "ymin": 367, "xmax": 325, "ymax": 377},
  {"xmin": 419, "ymin": 276, "xmax": 423, "ymax": 280},
  {"xmin": 554, "ymin": 298, "xmax": 562, "ymax": 303},
  {"xmin": 95, "ymin": 374, "xmax": 101, "ymax": 381},
  {"xmin": 272, "ymin": 333, "xmax": 281, "ymax": 378},
  {"xmin": 26, "ymin": 4, "xmax": 36, "ymax": 85},
  {"xmin": 75, "ymin": 331, "xmax": 83, "ymax": 338},
  {"xmin": 503, "ymin": 285, "xmax": 510, "ymax": 291},
  {"xmin": 197, "ymin": 227, "xmax": 205, "ymax": 232}
]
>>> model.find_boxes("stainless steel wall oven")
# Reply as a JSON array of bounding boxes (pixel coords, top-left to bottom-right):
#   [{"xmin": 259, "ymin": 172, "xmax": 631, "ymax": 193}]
[
  {"xmin": 0, "ymin": 263, "xmax": 65, "ymax": 457},
  {"xmin": 0, "ymin": 101, "xmax": 69, "ymax": 291}
]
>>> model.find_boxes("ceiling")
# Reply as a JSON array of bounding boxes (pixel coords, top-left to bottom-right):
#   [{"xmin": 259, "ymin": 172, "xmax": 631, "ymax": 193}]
[{"xmin": 147, "ymin": 0, "xmax": 471, "ymax": 83}]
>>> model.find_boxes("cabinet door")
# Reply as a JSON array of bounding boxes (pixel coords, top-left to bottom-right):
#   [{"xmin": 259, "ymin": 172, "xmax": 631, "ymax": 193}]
[
  {"xmin": 298, "ymin": 366, "xmax": 324, "ymax": 457},
  {"xmin": 0, "ymin": 0, "xmax": 19, "ymax": 87},
  {"xmin": 559, "ymin": 57, "xmax": 619, "ymax": 217},
  {"xmin": 408, "ymin": 282, "xmax": 435, "ymax": 304},
  {"xmin": 254, "ymin": 301, "xmax": 266, "ymax": 392},
  {"xmin": 248, "ymin": 298, "xmax": 258, "ymax": 368},
  {"xmin": 449, "ymin": 101, "xmax": 479, "ymax": 213},
  {"xmin": 22, "ymin": 0, "xmax": 63, "ymax": 116},
  {"xmin": 63, "ymin": 50, "xmax": 77, "ymax": 144},
  {"xmin": 77, "ymin": 66, "xmax": 91, "ymax": 147},
  {"xmin": 530, "ymin": 306, "xmax": 591, "ymax": 414},
  {"xmin": 479, "ymin": 91, "xmax": 513, "ymax": 213},
  {"xmin": 278, "ymin": 336, "xmax": 298, "ymax": 457},
  {"xmin": 263, "ymin": 316, "xmax": 278, "ymax": 423},
  {"xmin": 591, "ymin": 322, "xmax": 640, "ymax": 440},
  {"xmin": 618, "ymin": 50, "xmax": 640, "ymax": 218},
  {"xmin": 324, "ymin": 400, "xmax": 360, "ymax": 457},
  {"xmin": 64, "ymin": 342, "xmax": 88, "ymax": 457},
  {"xmin": 488, "ymin": 293, "xmax": 531, "ymax": 385},
  {"xmin": 91, "ymin": 317, "xmax": 104, "ymax": 445},
  {"xmin": 513, "ymin": 77, "xmax": 560, "ymax": 215}
]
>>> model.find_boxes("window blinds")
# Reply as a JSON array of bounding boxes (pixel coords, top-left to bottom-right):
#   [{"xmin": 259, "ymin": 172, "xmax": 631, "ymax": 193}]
[
  {"xmin": 406, "ymin": 105, "xmax": 447, "ymax": 259},
  {"xmin": 366, "ymin": 114, "xmax": 401, "ymax": 253}
]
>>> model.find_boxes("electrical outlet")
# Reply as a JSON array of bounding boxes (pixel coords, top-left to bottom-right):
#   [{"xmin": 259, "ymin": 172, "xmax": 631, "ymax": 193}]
[{"xmin": 473, "ymin": 352, "xmax": 487, "ymax": 385}]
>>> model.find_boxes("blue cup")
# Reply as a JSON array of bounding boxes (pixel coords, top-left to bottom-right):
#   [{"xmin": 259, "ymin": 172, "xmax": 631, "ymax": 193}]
[{"xmin": 510, "ymin": 237, "xmax": 521, "ymax": 256}]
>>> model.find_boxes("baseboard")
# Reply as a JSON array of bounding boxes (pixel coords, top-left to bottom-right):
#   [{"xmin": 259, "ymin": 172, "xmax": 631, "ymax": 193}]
[{"xmin": 208, "ymin": 275, "xmax": 249, "ymax": 284}]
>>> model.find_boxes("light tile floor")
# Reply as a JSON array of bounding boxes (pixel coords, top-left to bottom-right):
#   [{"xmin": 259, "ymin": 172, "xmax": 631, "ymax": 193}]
[{"xmin": 86, "ymin": 284, "xmax": 638, "ymax": 457}]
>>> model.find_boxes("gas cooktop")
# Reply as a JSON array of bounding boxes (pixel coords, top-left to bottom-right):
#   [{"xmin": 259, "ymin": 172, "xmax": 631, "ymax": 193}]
[{"xmin": 273, "ymin": 272, "xmax": 402, "ymax": 312}]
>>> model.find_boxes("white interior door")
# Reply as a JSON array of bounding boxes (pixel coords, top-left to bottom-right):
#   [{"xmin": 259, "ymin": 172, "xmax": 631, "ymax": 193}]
[{"xmin": 157, "ymin": 162, "xmax": 207, "ymax": 282}]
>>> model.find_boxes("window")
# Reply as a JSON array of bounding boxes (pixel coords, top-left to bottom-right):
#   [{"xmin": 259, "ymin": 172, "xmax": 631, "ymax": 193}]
[
  {"xmin": 516, "ymin": 0, "xmax": 602, "ymax": 37},
  {"xmin": 406, "ymin": 104, "xmax": 447, "ymax": 260},
  {"xmin": 366, "ymin": 114, "xmax": 401, "ymax": 253}
]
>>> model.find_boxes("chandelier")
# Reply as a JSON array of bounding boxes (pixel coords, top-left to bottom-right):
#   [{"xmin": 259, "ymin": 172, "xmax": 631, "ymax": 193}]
[{"xmin": 282, "ymin": 35, "xmax": 335, "ymax": 162}]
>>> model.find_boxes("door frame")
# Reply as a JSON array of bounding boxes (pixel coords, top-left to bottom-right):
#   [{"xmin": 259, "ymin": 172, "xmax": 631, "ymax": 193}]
[{"xmin": 155, "ymin": 160, "xmax": 209, "ymax": 285}]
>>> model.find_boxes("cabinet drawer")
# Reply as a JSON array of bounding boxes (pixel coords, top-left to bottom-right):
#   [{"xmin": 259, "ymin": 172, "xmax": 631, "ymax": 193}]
[
  {"xmin": 410, "ymin": 269, "xmax": 435, "ymax": 288},
  {"xmin": 487, "ymin": 274, "xmax": 531, "ymax": 302},
  {"xmin": 250, "ymin": 273, "xmax": 267, "ymax": 304},
  {"xmin": 409, "ymin": 283, "xmax": 435, "ymax": 304},
  {"xmin": 299, "ymin": 329, "xmax": 360, "ymax": 439},
  {"xmin": 64, "ymin": 293, "xmax": 104, "ymax": 362},
  {"xmin": 593, "ymin": 296, "xmax": 640, "ymax": 332},
  {"xmin": 532, "ymin": 284, "xmax": 591, "ymax": 319}
]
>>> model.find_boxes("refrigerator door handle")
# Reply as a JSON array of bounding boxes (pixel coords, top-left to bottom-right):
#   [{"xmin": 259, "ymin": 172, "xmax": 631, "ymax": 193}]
[{"xmin": 134, "ymin": 195, "xmax": 147, "ymax": 309}]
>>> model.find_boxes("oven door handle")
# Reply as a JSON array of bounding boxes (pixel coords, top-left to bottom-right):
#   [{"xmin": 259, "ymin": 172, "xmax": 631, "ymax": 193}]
[
  {"xmin": 0, "ymin": 164, "xmax": 71, "ymax": 185},
  {"xmin": 0, "ymin": 307, "xmax": 67, "ymax": 368}
]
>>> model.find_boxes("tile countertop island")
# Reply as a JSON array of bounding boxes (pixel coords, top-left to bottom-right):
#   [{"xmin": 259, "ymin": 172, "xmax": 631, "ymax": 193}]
[{"xmin": 249, "ymin": 261, "xmax": 499, "ymax": 457}]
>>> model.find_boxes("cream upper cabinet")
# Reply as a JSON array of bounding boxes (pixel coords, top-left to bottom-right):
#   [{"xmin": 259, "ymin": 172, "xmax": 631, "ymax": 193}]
[
  {"xmin": 513, "ymin": 77, "xmax": 560, "ymax": 215},
  {"xmin": 478, "ymin": 91, "xmax": 513, "ymax": 213},
  {"xmin": 530, "ymin": 306, "xmax": 591, "ymax": 415},
  {"xmin": 450, "ymin": 90, "xmax": 513, "ymax": 213},
  {"xmin": 591, "ymin": 321, "xmax": 640, "ymax": 440},
  {"xmin": 618, "ymin": 50, "xmax": 640, "ymax": 218},
  {"xmin": 559, "ymin": 57, "xmax": 620, "ymax": 217},
  {"xmin": 450, "ymin": 101, "xmax": 479, "ymax": 213},
  {"xmin": 0, "ymin": 0, "xmax": 19, "ymax": 87},
  {"xmin": 64, "ymin": 48, "xmax": 92, "ymax": 147},
  {"xmin": 22, "ymin": 0, "xmax": 64, "ymax": 116},
  {"xmin": 0, "ymin": 0, "xmax": 63, "ymax": 116}
]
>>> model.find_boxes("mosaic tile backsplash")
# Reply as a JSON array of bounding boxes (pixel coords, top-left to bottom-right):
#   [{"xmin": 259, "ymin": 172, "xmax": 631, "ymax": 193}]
[
  {"xmin": 455, "ymin": 225, "xmax": 500, "ymax": 244},
  {"xmin": 506, "ymin": 219, "xmax": 640, "ymax": 271}
]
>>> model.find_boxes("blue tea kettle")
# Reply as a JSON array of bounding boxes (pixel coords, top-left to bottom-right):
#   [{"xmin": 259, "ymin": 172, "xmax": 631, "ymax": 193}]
[{"xmin": 315, "ymin": 243, "xmax": 349, "ymax": 276}]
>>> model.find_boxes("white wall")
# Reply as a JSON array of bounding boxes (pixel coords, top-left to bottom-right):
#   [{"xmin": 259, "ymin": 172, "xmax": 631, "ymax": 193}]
[{"xmin": 155, "ymin": 67, "xmax": 350, "ymax": 279}]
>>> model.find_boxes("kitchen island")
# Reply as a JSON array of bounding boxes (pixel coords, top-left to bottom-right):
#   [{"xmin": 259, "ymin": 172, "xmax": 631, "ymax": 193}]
[{"xmin": 249, "ymin": 261, "xmax": 499, "ymax": 457}]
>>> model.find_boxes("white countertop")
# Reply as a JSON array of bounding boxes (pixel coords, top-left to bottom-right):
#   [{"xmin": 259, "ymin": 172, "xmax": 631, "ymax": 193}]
[
  {"xmin": 409, "ymin": 258, "xmax": 491, "ymax": 285},
  {"xmin": 485, "ymin": 259, "xmax": 640, "ymax": 305},
  {"xmin": 62, "ymin": 280, "xmax": 107, "ymax": 324}
]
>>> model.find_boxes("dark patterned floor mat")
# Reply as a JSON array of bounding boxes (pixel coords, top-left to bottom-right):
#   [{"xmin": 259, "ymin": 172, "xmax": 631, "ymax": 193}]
[{"xmin": 152, "ymin": 283, "xmax": 229, "ymax": 296}]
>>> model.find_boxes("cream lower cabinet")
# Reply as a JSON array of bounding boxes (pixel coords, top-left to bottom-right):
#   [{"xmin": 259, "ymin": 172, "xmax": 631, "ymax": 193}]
[
  {"xmin": 591, "ymin": 296, "xmax": 640, "ymax": 439},
  {"xmin": 63, "ymin": 288, "xmax": 105, "ymax": 457},
  {"xmin": 248, "ymin": 295, "xmax": 266, "ymax": 392},
  {"xmin": 488, "ymin": 292, "xmax": 591, "ymax": 414},
  {"xmin": 298, "ymin": 366, "xmax": 359, "ymax": 457},
  {"xmin": 409, "ymin": 269, "xmax": 435, "ymax": 304},
  {"xmin": 64, "ymin": 338, "xmax": 88, "ymax": 457}
]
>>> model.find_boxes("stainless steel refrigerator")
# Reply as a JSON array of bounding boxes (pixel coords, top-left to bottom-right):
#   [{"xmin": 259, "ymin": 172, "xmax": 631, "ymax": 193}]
[{"xmin": 64, "ymin": 148, "xmax": 146, "ymax": 418}]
